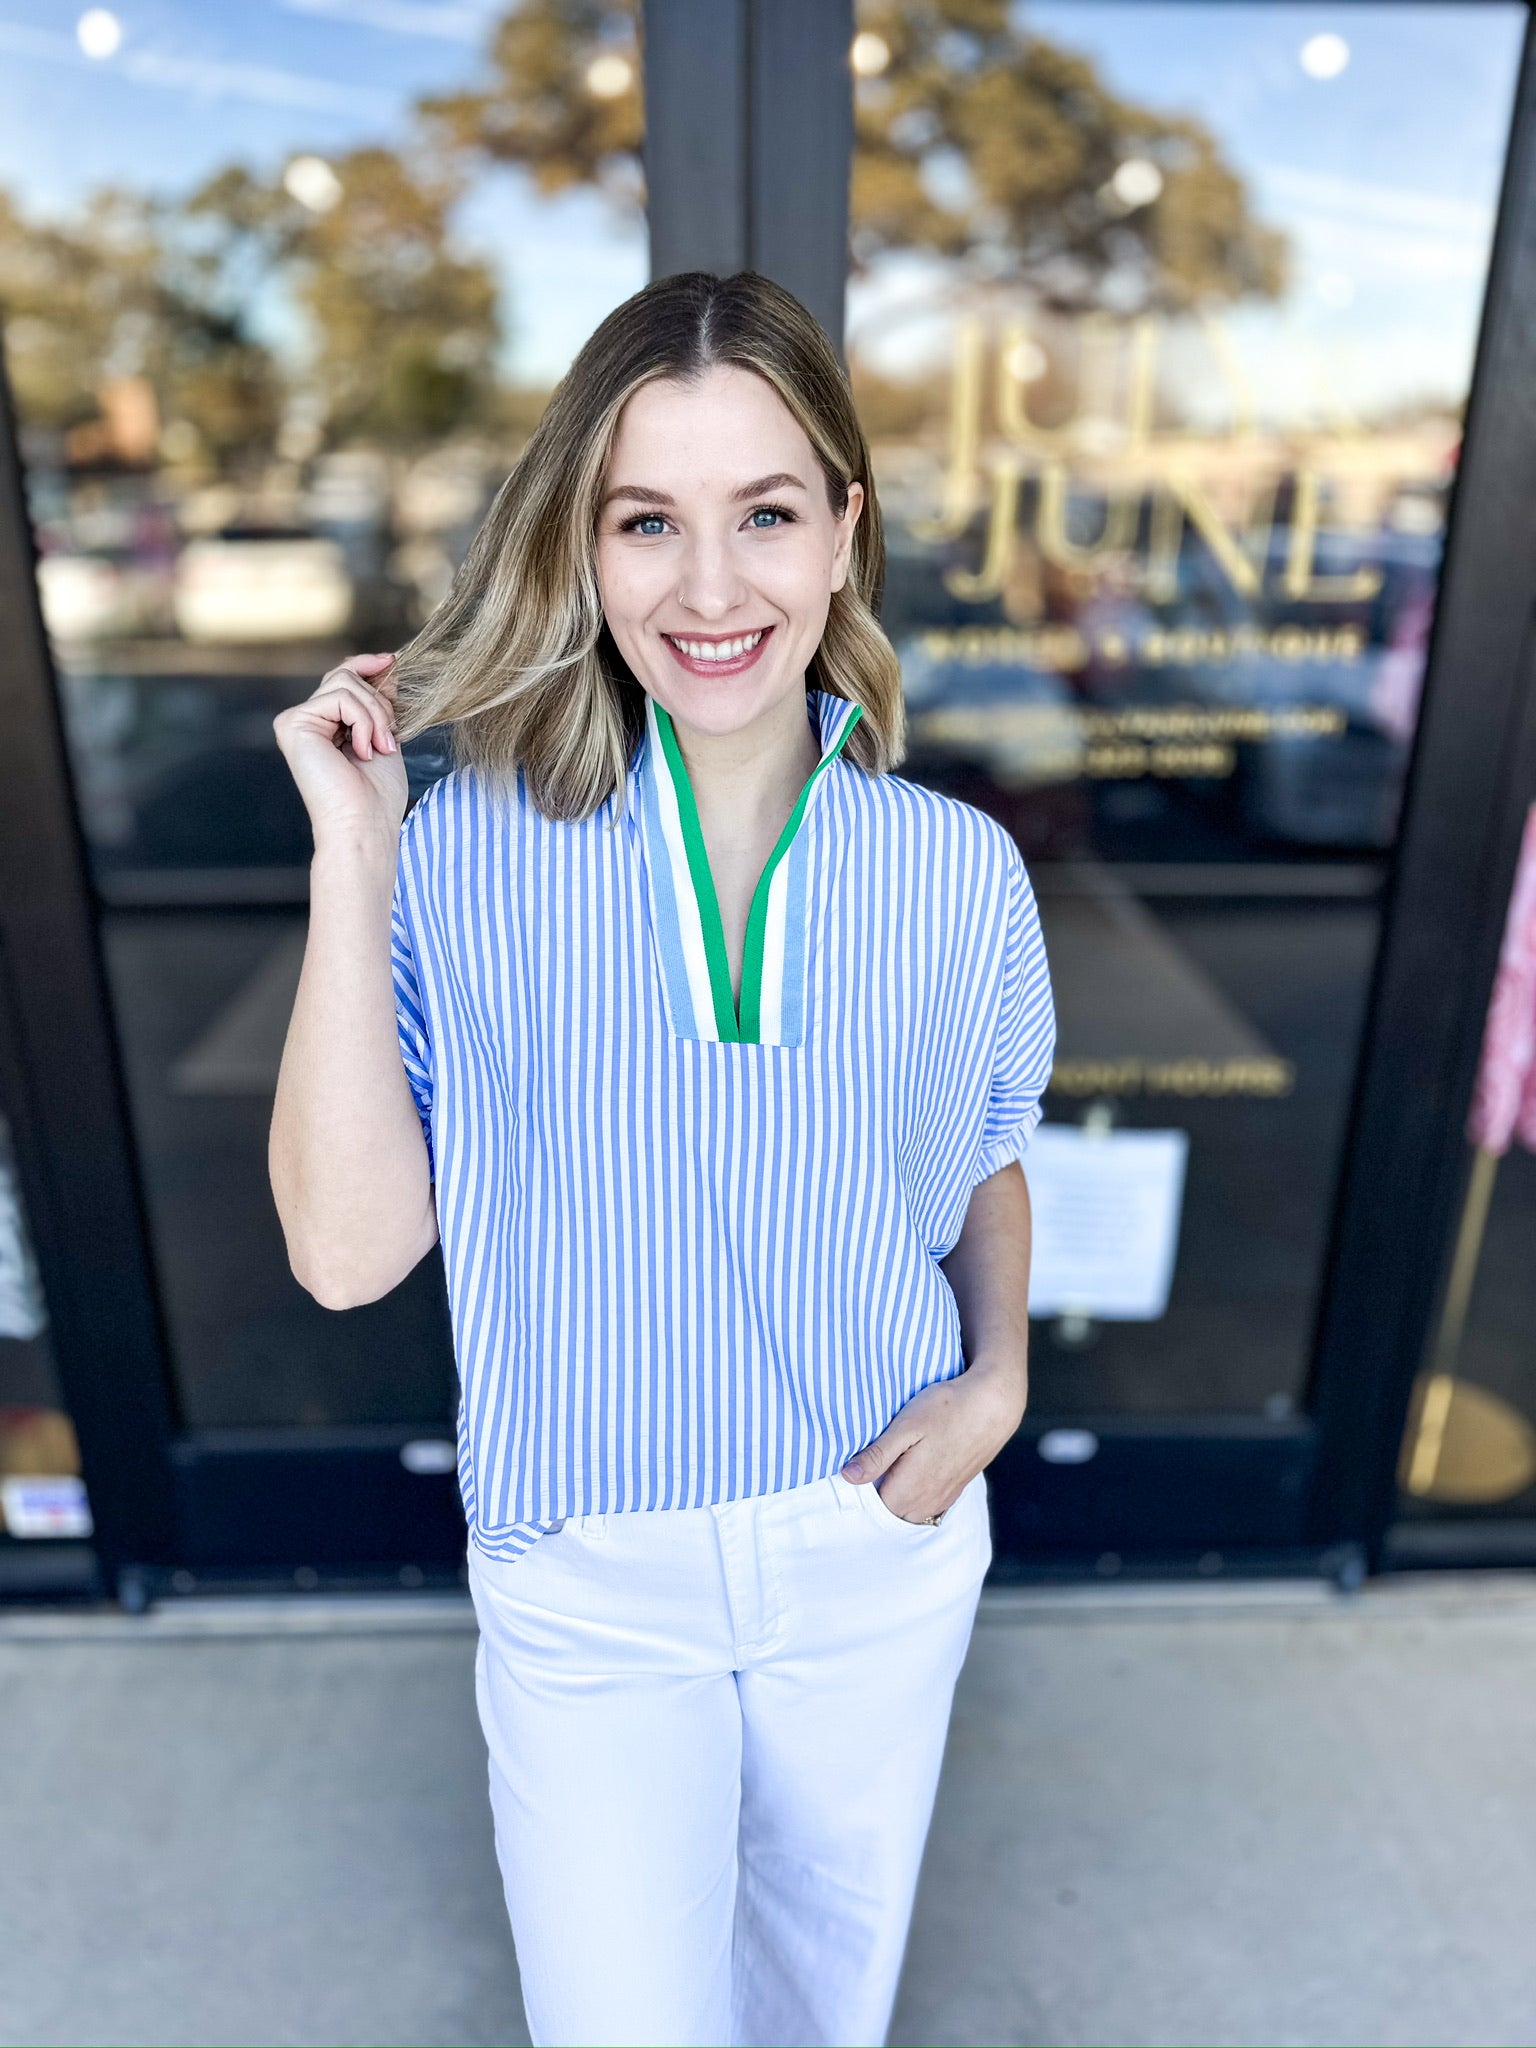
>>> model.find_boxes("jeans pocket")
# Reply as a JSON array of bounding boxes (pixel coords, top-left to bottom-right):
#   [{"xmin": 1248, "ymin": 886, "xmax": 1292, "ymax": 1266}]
[{"xmin": 862, "ymin": 1474, "xmax": 947, "ymax": 1535}]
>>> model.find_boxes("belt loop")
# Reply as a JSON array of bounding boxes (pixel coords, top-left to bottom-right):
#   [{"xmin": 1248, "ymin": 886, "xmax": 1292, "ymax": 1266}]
[{"xmin": 584, "ymin": 1510, "xmax": 608, "ymax": 1540}]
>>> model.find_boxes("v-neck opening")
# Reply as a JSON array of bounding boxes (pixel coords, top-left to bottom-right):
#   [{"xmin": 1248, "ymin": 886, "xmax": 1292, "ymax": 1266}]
[{"xmin": 649, "ymin": 694, "xmax": 863, "ymax": 1045}]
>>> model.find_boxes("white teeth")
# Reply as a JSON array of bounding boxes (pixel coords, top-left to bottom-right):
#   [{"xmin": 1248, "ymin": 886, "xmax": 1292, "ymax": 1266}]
[{"xmin": 670, "ymin": 631, "xmax": 765, "ymax": 662}]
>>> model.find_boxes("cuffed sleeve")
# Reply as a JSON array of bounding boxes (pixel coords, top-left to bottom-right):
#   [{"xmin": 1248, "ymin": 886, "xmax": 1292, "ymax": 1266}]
[{"xmin": 970, "ymin": 840, "xmax": 1056, "ymax": 1189}]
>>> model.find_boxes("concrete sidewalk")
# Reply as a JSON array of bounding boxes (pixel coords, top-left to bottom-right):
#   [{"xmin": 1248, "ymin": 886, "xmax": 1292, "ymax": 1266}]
[{"xmin": 3, "ymin": 1572, "xmax": 1536, "ymax": 2047}]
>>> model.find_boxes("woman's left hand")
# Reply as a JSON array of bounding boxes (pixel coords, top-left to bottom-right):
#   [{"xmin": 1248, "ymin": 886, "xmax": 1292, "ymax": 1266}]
[{"xmin": 839, "ymin": 1354, "xmax": 1027, "ymax": 1524}]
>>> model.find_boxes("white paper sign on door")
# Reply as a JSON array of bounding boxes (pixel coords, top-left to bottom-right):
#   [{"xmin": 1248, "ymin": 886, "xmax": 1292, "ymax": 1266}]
[
  {"xmin": 0, "ymin": 1475, "xmax": 93, "ymax": 1540},
  {"xmin": 1020, "ymin": 1124, "xmax": 1189, "ymax": 1321}
]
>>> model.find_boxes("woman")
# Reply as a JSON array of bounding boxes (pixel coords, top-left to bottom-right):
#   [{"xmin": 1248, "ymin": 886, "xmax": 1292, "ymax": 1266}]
[{"xmin": 270, "ymin": 270, "xmax": 1055, "ymax": 2048}]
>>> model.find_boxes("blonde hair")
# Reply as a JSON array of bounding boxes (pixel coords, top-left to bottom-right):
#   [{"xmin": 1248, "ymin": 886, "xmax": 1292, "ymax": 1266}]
[{"xmin": 390, "ymin": 270, "xmax": 906, "ymax": 819}]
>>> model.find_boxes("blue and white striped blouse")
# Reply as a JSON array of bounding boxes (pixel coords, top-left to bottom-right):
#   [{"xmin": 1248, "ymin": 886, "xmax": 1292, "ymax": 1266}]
[{"xmin": 390, "ymin": 687, "xmax": 1056, "ymax": 1562}]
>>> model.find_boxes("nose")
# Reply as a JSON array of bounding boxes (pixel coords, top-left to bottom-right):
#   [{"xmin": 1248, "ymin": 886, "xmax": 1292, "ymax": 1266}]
[{"xmin": 674, "ymin": 527, "xmax": 750, "ymax": 623}]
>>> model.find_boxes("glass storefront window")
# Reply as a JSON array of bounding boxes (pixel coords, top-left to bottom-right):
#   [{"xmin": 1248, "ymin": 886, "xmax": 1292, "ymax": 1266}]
[
  {"xmin": 848, "ymin": 1, "xmax": 1526, "ymax": 1417},
  {"xmin": 0, "ymin": 1, "xmax": 646, "ymax": 1430}
]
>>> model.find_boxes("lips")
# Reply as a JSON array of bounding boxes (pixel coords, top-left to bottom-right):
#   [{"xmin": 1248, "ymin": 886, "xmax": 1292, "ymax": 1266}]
[{"xmin": 662, "ymin": 626, "xmax": 773, "ymax": 678}]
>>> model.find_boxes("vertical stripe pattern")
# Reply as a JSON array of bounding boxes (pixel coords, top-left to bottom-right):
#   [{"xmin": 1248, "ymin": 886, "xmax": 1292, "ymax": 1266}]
[{"xmin": 391, "ymin": 689, "xmax": 1056, "ymax": 1561}]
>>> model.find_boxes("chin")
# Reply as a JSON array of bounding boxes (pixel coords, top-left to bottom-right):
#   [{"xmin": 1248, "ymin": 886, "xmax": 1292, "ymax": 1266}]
[{"xmin": 657, "ymin": 666, "xmax": 798, "ymax": 735}]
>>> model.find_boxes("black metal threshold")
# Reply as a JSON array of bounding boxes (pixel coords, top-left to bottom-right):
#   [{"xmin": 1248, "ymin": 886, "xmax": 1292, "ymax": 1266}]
[
  {"xmin": 0, "ymin": 1542, "xmax": 102, "ymax": 1602},
  {"xmin": 1382, "ymin": 1516, "xmax": 1536, "ymax": 1572}
]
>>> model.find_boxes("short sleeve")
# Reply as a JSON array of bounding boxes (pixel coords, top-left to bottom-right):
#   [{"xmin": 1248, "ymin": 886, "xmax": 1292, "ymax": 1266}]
[
  {"xmin": 390, "ymin": 864, "xmax": 436, "ymax": 1184},
  {"xmin": 970, "ymin": 839, "xmax": 1056, "ymax": 1189}
]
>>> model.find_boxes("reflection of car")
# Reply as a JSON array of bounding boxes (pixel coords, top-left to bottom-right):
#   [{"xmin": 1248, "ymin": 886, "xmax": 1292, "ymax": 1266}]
[
  {"xmin": 898, "ymin": 636, "xmax": 1084, "ymax": 789},
  {"xmin": 1152, "ymin": 645, "xmax": 1404, "ymax": 847},
  {"xmin": 37, "ymin": 550, "xmax": 168, "ymax": 641},
  {"xmin": 1147, "ymin": 526, "xmax": 1443, "ymax": 850},
  {"xmin": 173, "ymin": 526, "xmax": 353, "ymax": 644},
  {"xmin": 893, "ymin": 637, "xmax": 1092, "ymax": 861}
]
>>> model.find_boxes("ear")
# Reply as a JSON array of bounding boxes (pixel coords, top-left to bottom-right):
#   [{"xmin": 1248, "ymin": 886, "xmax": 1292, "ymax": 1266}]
[{"xmin": 829, "ymin": 480, "xmax": 865, "ymax": 594}]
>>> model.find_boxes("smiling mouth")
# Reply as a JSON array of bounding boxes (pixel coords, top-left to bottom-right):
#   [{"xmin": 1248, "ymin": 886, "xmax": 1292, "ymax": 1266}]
[{"xmin": 661, "ymin": 627, "xmax": 773, "ymax": 674}]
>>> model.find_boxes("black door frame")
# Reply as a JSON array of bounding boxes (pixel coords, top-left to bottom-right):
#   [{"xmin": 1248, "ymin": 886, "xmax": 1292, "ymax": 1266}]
[
  {"xmin": 0, "ymin": 363, "xmax": 178, "ymax": 1595},
  {"xmin": 1, "ymin": 0, "xmax": 1535, "ymax": 1600},
  {"xmin": 1305, "ymin": 1, "xmax": 1536, "ymax": 1567}
]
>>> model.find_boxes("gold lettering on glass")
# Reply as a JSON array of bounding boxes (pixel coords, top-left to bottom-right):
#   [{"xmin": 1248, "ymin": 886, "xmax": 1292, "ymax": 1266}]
[{"xmin": 922, "ymin": 314, "xmax": 1385, "ymax": 610}]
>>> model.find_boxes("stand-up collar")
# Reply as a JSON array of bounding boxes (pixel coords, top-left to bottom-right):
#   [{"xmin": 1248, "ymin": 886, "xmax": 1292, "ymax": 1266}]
[
  {"xmin": 617, "ymin": 688, "xmax": 863, "ymax": 828},
  {"xmin": 622, "ymin": 688, "xmax": 864, "ymax": 1045}
]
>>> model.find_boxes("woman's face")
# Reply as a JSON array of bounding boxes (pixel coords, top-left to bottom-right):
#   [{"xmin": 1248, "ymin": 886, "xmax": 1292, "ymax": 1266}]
[{"xmin": 595, "ymin": 364, "xmax": 864, "ymax": 742}]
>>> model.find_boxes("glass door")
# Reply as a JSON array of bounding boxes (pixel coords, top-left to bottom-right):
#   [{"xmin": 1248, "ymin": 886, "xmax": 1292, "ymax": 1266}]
[
  {"xmin": 0, "ymin": 1, "xmax": 648, "ymax": 1584},
  {"xmin": 6, "ymin": 0, "xmax": 1536, "ymax": 1587},
  {"xmin": 846, "ymin": 0, "xmax": 1532, "ymax": 1565}
]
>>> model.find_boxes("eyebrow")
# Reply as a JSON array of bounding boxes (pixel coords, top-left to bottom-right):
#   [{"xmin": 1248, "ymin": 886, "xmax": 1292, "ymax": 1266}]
[{"xmin": 602, "ymin": 471, "xmax": 810, "ymax": 510}]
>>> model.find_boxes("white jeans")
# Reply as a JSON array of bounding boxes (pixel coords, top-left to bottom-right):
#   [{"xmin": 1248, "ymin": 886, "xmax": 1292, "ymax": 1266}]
[{"xmin": 466, "ymin": 1465, "xmax": 992, "ymax": 2048}]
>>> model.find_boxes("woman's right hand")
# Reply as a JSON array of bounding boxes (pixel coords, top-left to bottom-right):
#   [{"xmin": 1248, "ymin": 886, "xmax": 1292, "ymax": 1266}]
[{"xmin": 272, "ymin": 652, "xmax": 408, "ymax": 850}]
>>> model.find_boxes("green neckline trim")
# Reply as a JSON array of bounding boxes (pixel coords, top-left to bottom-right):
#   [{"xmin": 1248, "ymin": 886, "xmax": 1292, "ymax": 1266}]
[
  {"xmin": 738, "ymin": 704, "xmax": 863, "ymax": 1039},
  {"xmin": 652, "ymin": 697, "xmax": 864, "ymax": 1044},
  {"xmin": 653, "ymin": 703, "xmax": 739, "ymax": 1041}
]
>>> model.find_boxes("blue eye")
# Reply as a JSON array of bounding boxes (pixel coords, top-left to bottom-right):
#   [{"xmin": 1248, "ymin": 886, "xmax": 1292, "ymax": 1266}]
[{"xmin": 619, "ymin": 503, "xmax": 795, "ymax": 536}]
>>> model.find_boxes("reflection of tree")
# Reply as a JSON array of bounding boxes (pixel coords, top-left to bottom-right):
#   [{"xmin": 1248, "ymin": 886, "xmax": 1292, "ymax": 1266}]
[
  {"xmin": 303, "ymin": 151, "xmax": 500, "ymax": 443},
  {"xmin": 1, "ymin": 137, "xmax": 501, "ymax": 472},
  {"xmin": 184, "ymin": 151, "xmax": 501, "ymax": 447},
  {"xmin": 417, "ymin": 0, "xmax": 643, "ymax": 215},
  {"xmin": 425, "ymin": 0, "xmax": 1283, "ymax": 318},
  {"xmin": 850, "ymin": 1, "xmax": 1285, "ymax": 314},
  {"xmin": 0, "ymin": 185, "xmax": 282, "ymax": 466},
  {"xmin": 0, "ymin": 0, "xmax": 1285, "ymax": 471}
]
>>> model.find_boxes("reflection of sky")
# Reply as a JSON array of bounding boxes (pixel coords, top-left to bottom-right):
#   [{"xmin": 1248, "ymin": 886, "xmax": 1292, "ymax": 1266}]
[
  {"xmin": 849, "ymin": 2, "xmax": 1526, "ymax": 423},
  {"xmin": 0, "ymin": 0, "xmax": 646, "ymax": 385},
  {"xmin": 0, "ymin": 3, "xmax": 1525, "ymax": 409}
]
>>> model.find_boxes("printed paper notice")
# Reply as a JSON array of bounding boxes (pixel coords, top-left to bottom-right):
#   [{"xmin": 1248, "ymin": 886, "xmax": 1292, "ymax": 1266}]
[
  {"xmin": 1, "ymin": 1475, "xmax": 93, "ymax": 1540},
  {"xmin": 1021, "ymin": 1124, "xmax": 1189, "ymax": 1321}
]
